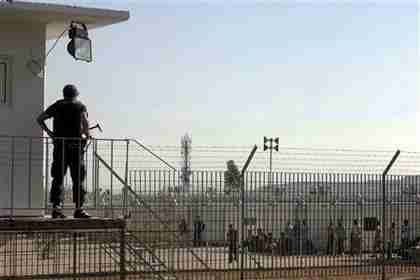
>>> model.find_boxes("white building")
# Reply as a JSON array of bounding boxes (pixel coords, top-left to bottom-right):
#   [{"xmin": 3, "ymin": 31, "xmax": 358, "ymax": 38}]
[{"xmin": 0, "ymin": 1, "xmax": 129, "ymax": 216}]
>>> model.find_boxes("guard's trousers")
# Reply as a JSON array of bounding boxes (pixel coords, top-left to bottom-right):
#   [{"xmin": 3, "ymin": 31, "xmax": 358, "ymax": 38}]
[{"xmin": 50, "ymin": 139, "xmax": 86, "ymax": 208}]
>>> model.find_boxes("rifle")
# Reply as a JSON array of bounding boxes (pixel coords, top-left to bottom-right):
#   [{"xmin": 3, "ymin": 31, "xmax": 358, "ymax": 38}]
[{"xmin": 82, "ymin": 123, "xmax": 103, "ymax": 152}]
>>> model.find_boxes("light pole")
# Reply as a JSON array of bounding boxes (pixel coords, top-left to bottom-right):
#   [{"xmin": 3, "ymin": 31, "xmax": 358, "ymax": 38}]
[
  {"xmin": 263, "ymin": 137, "xmax": 279, "ymax": 186},
  {"xmin": 263, "ymin": 137, "xmax": 279, "ymax": 241}
]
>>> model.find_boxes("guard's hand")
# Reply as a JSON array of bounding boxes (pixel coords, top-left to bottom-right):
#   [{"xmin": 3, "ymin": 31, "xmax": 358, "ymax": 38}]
[
  {"xmin": 82, "ymin": 133, "xmax": 92, "ymax": 140},
  {"xmin": 46, "ymin": 130, "xmax": 54, "ymax": 138}
]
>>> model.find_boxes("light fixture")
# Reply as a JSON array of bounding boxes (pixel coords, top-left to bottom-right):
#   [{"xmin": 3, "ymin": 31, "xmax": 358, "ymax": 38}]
[{"xmin": 67, "ymin": 22, "xmax": 92, "ymax": 63}]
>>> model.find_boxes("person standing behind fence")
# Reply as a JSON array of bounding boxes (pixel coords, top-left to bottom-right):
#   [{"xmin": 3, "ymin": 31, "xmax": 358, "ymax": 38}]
[
  {"xmin": 293, "ymin": 219, "xmax": 301, "ymax": 255},
  {"xmin": 401, "ymin": 219, "xmax": 410, "ymax": 258},
  {"xmin": 301, "ymin": 219, "xmax": 311, "ymax": 254},
  {"xmin": 279, "ymin": 232, "xmax": 287, "ymax": 256},
  {"xmin": 327, "ymin": 221, "xmax": 336, "ymax": 255},
  {"xmin": 178, "ymin": 217, "xmax": 189, "ymax": 247},
  {"xmin": 245, "ymin": 229, "xmax": 256, "ymax": 252},
  {"xmin": 285, "ymin": 221, "xmax": 294, "ymax": 255},
  {"xmin": 350, "ymin": 219, "xmax": 362, "ymax": 256},
  {"xmin": 372, "ymin": 222, "xmax": 382, "ymax": 258},
  {"xmin": 256, "ymin": 227, "xmax": 266, "ymax": 253},
  {"xmin": 336, "ymin": 220, "xmax": 346, "ymax": 256},
  {"xmin": 227, "ymin": 224, "xmax": 238, "ymax": 263},
  {"xmin": 193, "ymin": 216, "xmax": 205, "ymax": 247},
  {"xmin": 37, "ymin": 84, "xmax": 91, "ymax": 219},
  {"xmin": 387, "ymin": 222, "xmax": 396, "ymax": 259}
]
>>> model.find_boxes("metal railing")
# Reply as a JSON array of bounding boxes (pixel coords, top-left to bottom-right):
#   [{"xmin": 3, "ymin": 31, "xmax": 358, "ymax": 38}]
[{"xmin": 0, "ymin": 220, "xmax": 126, "ymax": 280}]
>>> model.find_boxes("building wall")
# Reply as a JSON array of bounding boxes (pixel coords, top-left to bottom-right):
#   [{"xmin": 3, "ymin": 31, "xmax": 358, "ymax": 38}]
[
  {"xmin": 0, "ymin": 21, "xmax": 45, "ymax": 136},
  {"xmin": 0, "ymin": 21, "xmax": 46, "ymax": 215}
]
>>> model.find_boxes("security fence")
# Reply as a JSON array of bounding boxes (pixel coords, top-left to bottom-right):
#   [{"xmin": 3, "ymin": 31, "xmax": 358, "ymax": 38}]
[
  {"xmin": 0, "ymin": 136, "xmax": 419, "ymax": 279},
  {"xmin": 125, "ymin": 170, "xmax": 420, "ymax": 279}
]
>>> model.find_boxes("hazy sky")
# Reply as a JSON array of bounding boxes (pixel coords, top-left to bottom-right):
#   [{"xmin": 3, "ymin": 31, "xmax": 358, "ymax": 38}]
[{"xmin": 35, "ymin": 0, "xmax": 418, "ymax": 150}]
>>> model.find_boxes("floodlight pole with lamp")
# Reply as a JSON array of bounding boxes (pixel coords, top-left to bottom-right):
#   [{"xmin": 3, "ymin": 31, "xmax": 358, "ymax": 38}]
[
  {"xmin": 263, "ymin": 137, "xmax": 279, "ymax": 239},
  {"xmin": 263, "ymin": 137, "xmax": 279, "ymax": 187}
]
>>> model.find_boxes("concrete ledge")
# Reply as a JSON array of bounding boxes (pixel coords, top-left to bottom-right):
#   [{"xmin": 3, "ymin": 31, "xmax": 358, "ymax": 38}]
[{"xmin": 0, "ymin": 217, "xmax": 126, "ymax": 231}]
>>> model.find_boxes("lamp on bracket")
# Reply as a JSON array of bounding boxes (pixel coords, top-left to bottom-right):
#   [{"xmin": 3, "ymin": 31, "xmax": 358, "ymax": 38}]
[
  {"xmin": 26, "ymin": 21, "xmax": 92, "ymax": 78},
  {"xmin": 67, "ymin": 21, "xmax": 93, "ymax": 63}
]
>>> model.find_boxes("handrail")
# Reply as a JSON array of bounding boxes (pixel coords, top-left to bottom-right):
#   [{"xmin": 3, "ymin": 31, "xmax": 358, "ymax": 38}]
[
  {"xmin": 103, "ymin": 236, "xmax": 170, "ymax": 280},
  {"xmin": 94, "ymin": 152, "xmax": 213, "ymax": 273},
  {"xmin": 130, "ymin": 139, "xmax": 177, "ymax": 171}
]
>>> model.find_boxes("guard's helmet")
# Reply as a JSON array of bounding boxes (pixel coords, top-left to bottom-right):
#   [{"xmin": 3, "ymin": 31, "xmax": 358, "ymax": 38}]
[{"xmin": 63, "ymin": 84, "xmax": 79, "ymax": 99}]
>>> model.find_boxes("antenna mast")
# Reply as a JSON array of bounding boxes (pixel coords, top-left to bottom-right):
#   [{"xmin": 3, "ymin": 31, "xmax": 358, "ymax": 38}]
[{"xmin": 180, "ymin": 133, "xmax": 192, "ymax": 191}]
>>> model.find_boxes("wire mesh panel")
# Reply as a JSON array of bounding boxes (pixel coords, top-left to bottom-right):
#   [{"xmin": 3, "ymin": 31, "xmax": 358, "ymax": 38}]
[
  {"xmin": 125, "ymin": 169, "xmax": 420, "ymax": 279},
  {"xmin": 0, "ymin": 229, "xmax": 123, "ymax": 279}
]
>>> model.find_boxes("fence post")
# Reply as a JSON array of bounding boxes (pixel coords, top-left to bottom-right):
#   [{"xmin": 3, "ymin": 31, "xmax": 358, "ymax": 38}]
[
  {"xmin": 73, "ymin": 232, "xmax": 77, "ymax": 279},
  {"xmin": 44, "ymin": 138, "xmax": 49, "ymax": 213},
  {"xmin": 240, "ymin": 145, "xmax": 258, "ymax": 280},
  {"xmin": 28, "ymin": 138, "xmax": 32, "ymax": 208},
  {"xmin": 92, "ymin": 139, "xmax": 97, "ymax": 209},
  {"xmin": 120, "ymin": 225, "xmax": 126, "ymax": 280},
  {"xmin": 123, "ymin": 139, "xmax": 129, "ymax": 218},
  {"xmin": 10, "ymin": 137, "xmax": 15, "ymax": 218},
  {"xmin": 381, "ymin": 150, "xmax": 400, "ymax": 280}
]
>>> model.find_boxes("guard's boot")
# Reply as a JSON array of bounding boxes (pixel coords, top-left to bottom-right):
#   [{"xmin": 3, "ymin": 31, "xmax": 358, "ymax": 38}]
[
  {"xmin": 52, "ymin": 208, "xmax": 66, "ymax": 219},
  {"xmin": 74, "ymin": 209, "xmax": 91, "ymax": 219}
]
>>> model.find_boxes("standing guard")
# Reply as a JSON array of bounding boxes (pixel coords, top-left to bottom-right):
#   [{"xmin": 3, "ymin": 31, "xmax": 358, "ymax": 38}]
[{"xmin": 37, "ymin": 84, "xmax": 91, "ymax": 219}]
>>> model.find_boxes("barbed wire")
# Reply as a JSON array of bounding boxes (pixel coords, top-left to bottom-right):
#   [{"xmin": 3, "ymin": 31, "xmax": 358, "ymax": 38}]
[{"xmin": 123, "ymin": 144, "xmax": 420, "ymax": 174}]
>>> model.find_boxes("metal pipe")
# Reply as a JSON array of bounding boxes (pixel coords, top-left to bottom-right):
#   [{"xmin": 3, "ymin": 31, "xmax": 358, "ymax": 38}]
[
  {"xmin": 120, "ymin": 227, "xmax": 126, "ymax": 280},
  {"xmin": 110, "ymin": 140, "xmax": 114, "ymax": 214},
  {"xmin": 10, "ymin": 137, "xmax": 15, "ymax": 218},
  {"xmin": 28, "ymin": 138, "xmax": 32, "ymax": 208},
  {"xmin": 240, "ymin": 145, "xmax": 258, "ymax": 280},
  {"xmin": 131, "ymin": 139, "xmax": 176, "ymax": 171},
  {"xmin": 91, "ymin": 139, "xmax": 97, "ymax": 209},
  {"xmin": 95, "ymin": 140, "xmax": 100, "ymax": 211},
  {"xmin": 381, "ymin": 150, "xmax": 400, "ymax": 280},
  {"xmin": 123, "ymin": 139, "xmax": 129, "ymax": 217},
  {"xmin": 44, "ymin": 138, "xmax": 50, "ymax": 213}
]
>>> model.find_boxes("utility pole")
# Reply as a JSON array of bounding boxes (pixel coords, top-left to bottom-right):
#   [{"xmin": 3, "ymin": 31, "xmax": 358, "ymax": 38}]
[
  {"xmin": 263, "ymin": 136, "xmax": 279, "ymax": 243},
  {"xmin": 180, "ymin": 134, "xmax": 192, "ymax": 192},
  {"xmin": 263, "ymin": 136, "xmax": 279, "ymax": 187}
]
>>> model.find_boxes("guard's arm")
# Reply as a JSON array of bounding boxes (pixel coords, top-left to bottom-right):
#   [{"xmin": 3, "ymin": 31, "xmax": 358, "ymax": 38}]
[
  {"xmin": 81, "ymin": 111, "xmax": 90, "ymax": 138},
  {"xmin": 36, "ymin": 112, "xmax": 54, "ymax": 138}
]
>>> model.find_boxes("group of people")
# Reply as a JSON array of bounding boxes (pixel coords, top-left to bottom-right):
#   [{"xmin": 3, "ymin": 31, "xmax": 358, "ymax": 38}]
[
  {"xmin": 239, "ymin": 219, "xmax": 315, "ymax": 256},
  {"xmin": 227, "ymin": 218, "xmax": 417, "ymax": 260},
  {"xmin": 327, "ymin": 219, "xmax": 351, "ymax": 255},
  {"xmin": 326, "ymin": 218, "xmax": 416, "ymax": 258},
  {"xmin": 282, "ymin": 219, "xmax": 314, "ymax": 255},
  {"xmin": 178, "ymin": 216, "xmax": 206, "ymax": 247},
  {"xmin": 382, "ymin": 219, "xmax": 415, "ymax": 259},
  {"xmin": 243, "ymin": 227, "xmax": 276, "ymax": 254}
]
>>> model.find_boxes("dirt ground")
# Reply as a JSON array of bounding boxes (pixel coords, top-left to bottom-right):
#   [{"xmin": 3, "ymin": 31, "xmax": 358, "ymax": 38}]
[{"xmin": 42, "ymin": 269, "xmax": 420, "ymax": 280}]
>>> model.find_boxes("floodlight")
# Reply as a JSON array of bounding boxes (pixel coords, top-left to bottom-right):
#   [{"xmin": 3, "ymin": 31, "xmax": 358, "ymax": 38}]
[{"xmin": 67, "ymin": 22, "xmax": 92, "ymax": 62}]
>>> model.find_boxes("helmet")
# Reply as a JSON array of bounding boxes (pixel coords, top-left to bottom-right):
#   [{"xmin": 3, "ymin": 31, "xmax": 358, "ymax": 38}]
[{"xmin": 63, "ymin": 84, "xmax": 79, "ymax": 99}]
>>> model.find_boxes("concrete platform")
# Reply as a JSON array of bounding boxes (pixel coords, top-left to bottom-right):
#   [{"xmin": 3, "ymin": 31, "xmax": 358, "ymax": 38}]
[{"xmin": 0, "ymin": 216, "xmax": 126, "ymax": 231}]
